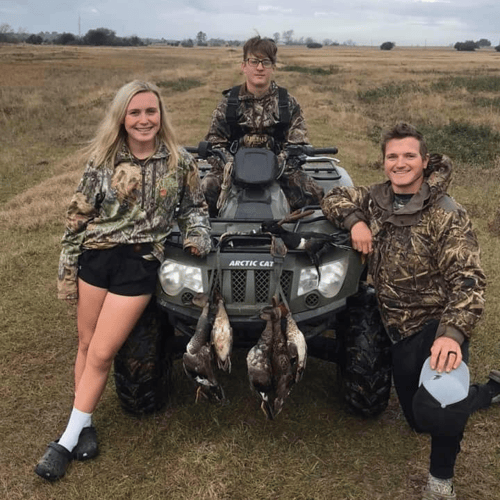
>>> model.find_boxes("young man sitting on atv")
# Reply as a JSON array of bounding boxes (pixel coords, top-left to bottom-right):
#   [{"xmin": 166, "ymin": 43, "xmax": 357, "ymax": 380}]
[{"xmin": 201, "ymin": 36, "xmax": 324, "ymax": 217}]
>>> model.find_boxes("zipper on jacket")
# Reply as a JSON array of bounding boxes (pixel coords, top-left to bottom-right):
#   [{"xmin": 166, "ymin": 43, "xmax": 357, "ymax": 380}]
[
  {"xmin": 137, "ymin": 157, "xmax": 157, "ymax": 213},
  {"xmin": 140, "ymin": 160, "xmax": 146, "ymax": 210}
]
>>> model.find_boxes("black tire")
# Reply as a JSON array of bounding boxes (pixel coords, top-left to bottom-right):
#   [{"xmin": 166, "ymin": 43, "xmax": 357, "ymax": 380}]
[
  {"xmin": 114, "ymin": 297, "xmax": 174, "ymax": 415},
  {"xmin": 337, "ymin": 284, "xmax": 392, "ymax": 417}
]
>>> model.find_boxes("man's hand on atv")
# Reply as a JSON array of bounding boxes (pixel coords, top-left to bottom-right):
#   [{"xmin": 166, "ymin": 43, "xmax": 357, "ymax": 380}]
[
  {"xmin": 351, "ymin": 221, "xmax": 373, "ymax": 255},
  {"xmin": 282, "ymin": 148, "xmax": 307, "ymax": 173}
]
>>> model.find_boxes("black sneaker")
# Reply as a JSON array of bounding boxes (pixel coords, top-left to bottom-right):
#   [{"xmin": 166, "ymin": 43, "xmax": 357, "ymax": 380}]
[{"xmin": 487, "ymin": 370, "xmax": 500, "ymax": 404}]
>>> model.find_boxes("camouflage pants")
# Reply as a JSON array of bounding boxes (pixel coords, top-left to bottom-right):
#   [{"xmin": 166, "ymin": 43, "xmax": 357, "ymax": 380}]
[{"xmin": 201, "ymin": 163, "xmax": 324, "ymax": 217}]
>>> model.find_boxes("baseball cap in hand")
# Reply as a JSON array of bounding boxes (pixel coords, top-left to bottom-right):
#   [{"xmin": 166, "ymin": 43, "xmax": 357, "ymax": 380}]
[{"xmin": 412, "ymin": 357, "xmax": 471, "ymax": 436}]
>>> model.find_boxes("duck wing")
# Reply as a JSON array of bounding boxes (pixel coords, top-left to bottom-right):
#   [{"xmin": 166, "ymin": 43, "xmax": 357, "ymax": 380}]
[
  {"xmin": 284, "ymin": 312, "xmax": 308, "ymax": 383},
  {"xmin": 270, "ymin": 301, "xmax": 294, "ymax": 418},
  {"xmin": 183, "ymin": 293, "xmax": 225, "ymax": 403},
  {"xmin": 247, "ymin": 317, "xmax": 274, "ymax": 419},
  {"xmin": 211, "ymin": 293, "xmax": 233, "ymax": 372}
]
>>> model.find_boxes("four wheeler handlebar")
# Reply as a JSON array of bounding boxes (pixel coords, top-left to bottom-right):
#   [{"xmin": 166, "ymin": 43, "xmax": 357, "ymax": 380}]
[{"xmin": 185, "ymin": 142, "xmax": 338, "ymax": 164}]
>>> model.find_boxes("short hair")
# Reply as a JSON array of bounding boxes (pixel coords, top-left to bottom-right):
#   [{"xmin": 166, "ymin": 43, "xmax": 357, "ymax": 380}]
[
  {"xmin": 84, "ymin": 80, "xmax": 179, "ymax": 169},
  {"xmin": 381, "ymin": 122, "xmax": 428, "ymax": 159},
  {"xmin": 243, "ymin": 36, "xmax": 278, "ymax": 64}
]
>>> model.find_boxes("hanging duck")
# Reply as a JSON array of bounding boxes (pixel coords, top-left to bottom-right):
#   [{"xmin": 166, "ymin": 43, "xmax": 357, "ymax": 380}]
[
  {"xmin": 183, "ymin": 293, "xmax": 225, "ymax": 403},
  {"xmin": 246, "ymin": 305, "xmax": 276, "ymax": 419},
  {"xmin": 211, "ymin": 290, "xmax": 233, "ymax": 372},
  {"xmin": 279, "ymin": 303, "xmax": 308, "ymax": 383},
  {"xmin": 247, "ymin": 296, "xmax": 308, "ymax": 419},
  {"xmin": 270, "ymin": 296, "xmax": 295, "ymax": 418}
]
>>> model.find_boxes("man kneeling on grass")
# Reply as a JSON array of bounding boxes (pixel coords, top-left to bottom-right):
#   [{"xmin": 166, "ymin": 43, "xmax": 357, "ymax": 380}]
[{"xmin": 321, "ymin": 121, "xmax": 500, "ymax": 500}]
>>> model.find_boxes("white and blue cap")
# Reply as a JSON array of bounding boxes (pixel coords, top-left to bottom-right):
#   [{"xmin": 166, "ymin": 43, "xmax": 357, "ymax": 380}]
[
  {"xmin": 418, "ymin": 356, "xmax": 470, "ymax": 407},
  {"xmin": 412, "ymin": 356, "xmax": 471, "ymax": 436}
]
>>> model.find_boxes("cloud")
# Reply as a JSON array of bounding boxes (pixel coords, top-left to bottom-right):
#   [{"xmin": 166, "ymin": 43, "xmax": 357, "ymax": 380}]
[
  {"xmin": 258, "ymin": 5, "xmax": 293, "ymax": 14},
  {"xmin": 314, "ymin": 11, "xmax": 336, "ymax": 17},
  {"xmin": 80, "ymin": 6, "xmax": 99, "ymax": 15}
]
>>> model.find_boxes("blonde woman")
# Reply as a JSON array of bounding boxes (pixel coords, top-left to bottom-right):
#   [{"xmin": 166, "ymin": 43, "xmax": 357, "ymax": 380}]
[{"xmin": 35, "ymin": 81, "xmax": 211, "ymax": 481}]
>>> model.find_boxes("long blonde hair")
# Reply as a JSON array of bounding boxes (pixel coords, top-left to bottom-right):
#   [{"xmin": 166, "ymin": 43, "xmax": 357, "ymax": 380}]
[{"xmin": 83, "ymin": 80, "xmax": 179, "ymax": 169}]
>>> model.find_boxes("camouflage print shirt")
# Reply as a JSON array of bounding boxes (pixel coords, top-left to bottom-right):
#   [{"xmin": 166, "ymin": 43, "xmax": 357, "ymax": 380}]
[
  {"xmin": 58, "ymin": 143, "xmax": 211, "ymax": 301},
  {"xmin": 205, "ymin": 81, "xmax": 310, "ymax": 166},
  {"xmin": 321, "ymin": 155, "xmax": 486, "ymax": 344}
]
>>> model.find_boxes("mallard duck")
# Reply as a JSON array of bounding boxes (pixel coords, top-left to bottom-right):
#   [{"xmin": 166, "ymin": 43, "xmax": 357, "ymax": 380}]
[
  {"xmin": 270, "ymin": 296, "xmax": 294, "ymax": 418},
  {"xmin": 280, "ymin": 303, "xmax": 308, "ymax": 383},
  {"xmin": 248, "ymin": 297, "xmax": 304, "ymax": 419},
  {"xmin": 246, "ymin": 306, "xmax": 275, "ymax": 419},
  {"xmin": 211, "ymin": 290, "xmax": 233, "ymax": 372},
  {"xmin": 183, "ymin": 293, "xmax": 225, "ymax": 403},
  {"xmin": 262, "ymin": 209, "xmax": 350, "ymax": 279}
]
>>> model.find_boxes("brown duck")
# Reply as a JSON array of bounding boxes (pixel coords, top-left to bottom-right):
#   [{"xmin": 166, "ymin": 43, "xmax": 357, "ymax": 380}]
[
  {"xmin": 183, "ymin": 293, "xmax": 225, "ymax": 403},
  {"xmin": 270, "ymin": 296, "xmax": 295, "ymax": 418},
  {"xmin": 211, "ymin": 290, "xmax": 233, "ymax": 372},
  {"xmin": 279, "ymin": 303, "xmax": 308, "ymax": 383},
  {"xmin": 246, "ymin": 306, "xmax": 276, "ymax": 419}
]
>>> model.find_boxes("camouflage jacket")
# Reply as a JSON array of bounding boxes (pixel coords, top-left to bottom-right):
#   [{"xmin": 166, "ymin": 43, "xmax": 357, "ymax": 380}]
[
  {"xmin": 321, "ymin": 155, "xmax": 486, "ymax": 344},
  {"xmin": 205, "ymin": 81, "xmax": 310, "ymax": 168},
  {"xmin": 58, "ymin": 143, "xmax": 211, "ymax": 301}
]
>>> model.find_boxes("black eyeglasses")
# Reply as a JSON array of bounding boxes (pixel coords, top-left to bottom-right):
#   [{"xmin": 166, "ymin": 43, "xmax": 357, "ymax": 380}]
[{"xmin": 245, "ymin": 58, "xmax": 273, "ymax": 68}]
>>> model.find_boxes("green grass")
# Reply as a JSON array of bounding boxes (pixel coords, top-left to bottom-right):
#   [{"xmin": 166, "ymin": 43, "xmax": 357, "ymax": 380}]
[
  {"xmin": 420, "ymin": 122, "xmax": 500, "ymax": 167},
  {"xmin": 281, "ymin": 65, "xmax": 341, "ymax": 76},
  {"xmin": 357, "ymin": 82, "xmax": 425, "ymax": 103},
  {"xmin": 157, "ymin": 78, "xmax": 205, "ymax": 92},
  {"xmin": 431, "ymin": 75, "xmax": 500, "ymax": 93},
  {"xmin": 472, "ymin": 96, "xmax": 500, "ymax": 110}
]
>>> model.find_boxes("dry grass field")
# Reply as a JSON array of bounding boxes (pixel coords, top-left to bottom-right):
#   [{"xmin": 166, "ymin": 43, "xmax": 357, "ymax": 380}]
[{"xmin": 1, "ymin": 43, "xmax": 500, "ymax": 499}]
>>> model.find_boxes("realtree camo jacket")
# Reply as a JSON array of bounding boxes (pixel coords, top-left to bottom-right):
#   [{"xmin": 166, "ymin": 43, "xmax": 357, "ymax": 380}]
[
  {"xmin": 57, "ymin": 143, "xmax": 211, "ymax": 301},
  {"xmin": 321, "ymin": 155, "xmax": 486, "ymax": 344},
  {"xmin": 205, "ymin": 81, "xmax": 309, "ymax": 167}
]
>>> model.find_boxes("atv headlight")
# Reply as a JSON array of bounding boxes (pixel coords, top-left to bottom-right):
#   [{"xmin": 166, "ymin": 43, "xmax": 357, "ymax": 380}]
[
  {"xmin": 297, "ymin": 257, "xmax": 348, "ymax": 298},
  {"xmin": 297, "ymin": 267, "xmax": 319, "ymax": 296},
  {"xmin": 317, "ymin": 258, "xmax": 348, "ymax": 298},
  {"xmin": 158, "ymin": 260, "xmax": 203, "ymax": 296}
]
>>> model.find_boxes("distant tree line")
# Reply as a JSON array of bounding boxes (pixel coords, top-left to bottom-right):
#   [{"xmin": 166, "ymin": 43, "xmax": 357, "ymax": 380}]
[
  {"xmin": 273, "ymin": 30, "xmax": 353, "ymax": 47},
  {"xmin": 0, "ymin": 24, "xmax": 244, "ymax": 48},
  {"xmin": 4, "ymin": 22, "xmax": 497, "ymax": 51},
  {"xmin": 0, "ymin": 24, "xmax": 150, "ymax": 46},
  {"xmin": 454, "ymin": 39, "xmax": 492, "ymax": 51},
  {"xmin": 0, "ymin": 23, "xmax": 382, "ymax": 49},
  {"xmin": 184, "ymin": 31, "xmax": 346, "ymax": 49},
  {"xmin": 180, "ymin": 33, "xmax": 241, "ymax": 47}
]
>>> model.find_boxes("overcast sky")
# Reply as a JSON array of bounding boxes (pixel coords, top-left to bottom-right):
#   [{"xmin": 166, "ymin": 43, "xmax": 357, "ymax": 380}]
[{"xmin": 1, "ymin": 0, "xmax": 499, "ymax": 46}]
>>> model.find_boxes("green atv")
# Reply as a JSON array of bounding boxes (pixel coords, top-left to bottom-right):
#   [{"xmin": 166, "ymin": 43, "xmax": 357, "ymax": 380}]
[{"xmin": 114, "ymin": 143, "xmax": 391, "ymax": 417}]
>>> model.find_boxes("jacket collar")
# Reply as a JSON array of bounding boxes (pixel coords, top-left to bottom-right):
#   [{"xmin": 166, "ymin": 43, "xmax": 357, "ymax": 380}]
[
  {"xmin": 115, "ymin": 141, "xmax": 169, "ymax": 164},
  {"xmin": 370, "ymin": 181, "xmax": 433, "ymax": 226},
  {"xmin": 223, "ymin": 81, "xmax": 278, "ymax": 101}
]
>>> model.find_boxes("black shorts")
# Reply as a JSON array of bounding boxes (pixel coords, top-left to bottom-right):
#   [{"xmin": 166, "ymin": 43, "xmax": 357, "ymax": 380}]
[{"xmin": 78, "ymin": 244, "xmax": 160, "ymax": 296}]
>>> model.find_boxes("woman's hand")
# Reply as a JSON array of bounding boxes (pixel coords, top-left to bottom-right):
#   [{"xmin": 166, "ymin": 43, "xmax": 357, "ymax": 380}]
[{"xmin": 351, "ymin": 221, "xmax": 373, "ymax": 255}]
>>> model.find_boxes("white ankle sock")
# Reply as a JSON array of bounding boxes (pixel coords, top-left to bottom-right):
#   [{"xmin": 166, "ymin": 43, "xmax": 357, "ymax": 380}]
[{"xmin": 58, "ymin": 408, "xmax": 93, "ymax": 453}]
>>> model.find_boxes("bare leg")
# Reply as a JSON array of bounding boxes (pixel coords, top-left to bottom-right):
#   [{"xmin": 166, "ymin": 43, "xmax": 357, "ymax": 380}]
[
  {"xmin": 74, "ymin": 279, "xmax": 108, "ymax": 394},
  {"xmin": 74, "ymin": 291, "xmax": 152, "ymax": 413}
]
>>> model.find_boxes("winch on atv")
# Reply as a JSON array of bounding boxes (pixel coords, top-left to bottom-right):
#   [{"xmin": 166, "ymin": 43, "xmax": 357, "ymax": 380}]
[{"xmin": 114, "ymin": 143, "xmax": 391, "ymax": 419}]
